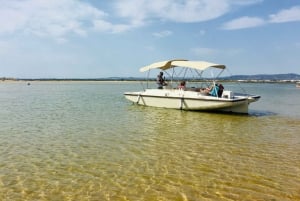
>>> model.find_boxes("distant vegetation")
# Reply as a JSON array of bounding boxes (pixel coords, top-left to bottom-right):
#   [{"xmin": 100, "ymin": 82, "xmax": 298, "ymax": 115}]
[
  {"xmin": 1, "ymin": 73, "xmax": 300, "ymax": 83},
  {"xmin": 222, "ymin": 73, "xmax": 300, "ymax": 81}
]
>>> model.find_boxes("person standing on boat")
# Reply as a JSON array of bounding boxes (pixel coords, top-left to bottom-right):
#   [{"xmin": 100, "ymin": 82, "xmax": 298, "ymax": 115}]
[{"xmin": 157, "ymin": 72, "xmax": 167, "ymax": 89}]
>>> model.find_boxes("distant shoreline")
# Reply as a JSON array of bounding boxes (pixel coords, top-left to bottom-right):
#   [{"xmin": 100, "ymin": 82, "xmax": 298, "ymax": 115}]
[
  {"xmin": 1, "ymin": 78, "xmax": 299, "ymax": 84},
  {"xmin": 2, "ymin": 73, "xmax": 300, "ymax": 83}
]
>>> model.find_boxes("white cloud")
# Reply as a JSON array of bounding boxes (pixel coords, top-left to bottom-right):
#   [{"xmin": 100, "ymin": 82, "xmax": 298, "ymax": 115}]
[
  {"xmin": 152, "ymin": 30, "xmax": 172, "ymax": 38},
  {"xmin": 0, "ymin": 0, "xmax": 107, "ymax": 40},
  {"xmin": 0, "ymin": 0, "xmax": 266, "ymax": 40},
  {"xmin": 222, "ymin": 6, "xmax": 300, "ymax": 30},
  {"xmin": 191, "ymin": 47, "xmax": 243, "ymax": 58},
  {"xmin": 93, "ymin": 19, "xmax": 137, "ymax": 33},
  {"xmin": 199, "ymin": 30, "xmax": 206, "ymax": 36},
  {"xmin": 161, "ymin": 0, "xmax": 230, "ymax": 22},
  {"xmin": 113, "ymin": 0, "xmax": 152, "ymax": 26},
  {"xmin": 113, "ymin": 0, "xmax": 261, "ymax": 24},
  {"xmin": 0, "ymin": 0, "xmax": 271, "ymax": 40},
  {"xmin": 295, "ymin": 42, "xmax": 300, "ymax": 49},
  {"xmin": 231, "ymin": 0, "xmax": 263, "ymax": 6},
  {"xmin": 269, "ymin": 6, "xmax": 300, "ymax": 23},
  {"xmin": 0, "ymin": 40, "xmax": 17, "ymax": 55},
  {"xmin": 221, "ymin": 16, "xmax": 265, "ymax": 30}
]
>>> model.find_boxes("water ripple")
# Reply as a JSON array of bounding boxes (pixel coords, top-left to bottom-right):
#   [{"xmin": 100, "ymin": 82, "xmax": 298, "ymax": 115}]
[{"xmin": 0, "ymin": 82, "xmax": 299, "ymax": 200}]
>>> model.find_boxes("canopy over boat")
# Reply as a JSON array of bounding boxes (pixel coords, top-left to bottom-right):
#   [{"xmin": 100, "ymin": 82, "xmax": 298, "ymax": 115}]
[{"xmin": 139, "ymin": 59, "xmax": 226, "ymax": 72}]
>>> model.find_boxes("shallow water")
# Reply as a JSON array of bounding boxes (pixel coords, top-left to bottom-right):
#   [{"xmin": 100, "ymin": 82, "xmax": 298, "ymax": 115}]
[{"xmin": 0, "ymin": 81, "xmax": 299, "ymax": 200}]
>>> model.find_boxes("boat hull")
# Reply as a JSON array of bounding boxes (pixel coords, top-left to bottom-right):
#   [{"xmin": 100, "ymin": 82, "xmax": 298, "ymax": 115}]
[{"xmin": 124, "ymin": 89, "xmax": 260, "ymax": 114}]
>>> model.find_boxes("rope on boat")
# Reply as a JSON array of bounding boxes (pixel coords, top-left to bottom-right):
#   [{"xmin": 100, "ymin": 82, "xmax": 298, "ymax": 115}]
[{"xmin": 225, "ymin": 68, "xmax": 248, "ymax": 95}]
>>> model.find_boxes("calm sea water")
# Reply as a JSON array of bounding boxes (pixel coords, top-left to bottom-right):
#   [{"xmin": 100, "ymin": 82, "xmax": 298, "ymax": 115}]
[{"xmin": 0, "ymin": 81, "xmax": 299, "ymax": 201}]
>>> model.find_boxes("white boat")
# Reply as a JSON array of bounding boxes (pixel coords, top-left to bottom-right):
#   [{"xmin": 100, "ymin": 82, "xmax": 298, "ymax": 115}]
[
  {"xmin": 296, "ymin": 82, "xmax": 300, "ymax": 88},
  {"xmin": 124, "ymin": 59, "xmax": 260, "ymax": 114}
]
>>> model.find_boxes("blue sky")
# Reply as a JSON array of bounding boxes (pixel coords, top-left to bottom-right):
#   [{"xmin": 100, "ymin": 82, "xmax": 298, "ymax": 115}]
[{"xmin": 0, "ymin": 0, "xmax": 300, "ymax": 78}]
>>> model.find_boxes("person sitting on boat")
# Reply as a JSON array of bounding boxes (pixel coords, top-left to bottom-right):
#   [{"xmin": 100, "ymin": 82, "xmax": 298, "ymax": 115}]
[
  {"xmin": 200, "ymin": 85, "xmax": 212, "ymax": 95},
  {"xmin": 200, "ymin": 84, "xmax": 219, "ymax": 96},
  {"xmin": 209, "ymin": 84, "xmax": 219, "ymax": 97},
  {"xmin": 157, "ymin": 72, "xmax": 167, "ymax": 89},
  {"xmin": 178, "ymin": 81, "xmax": 186, "ymax": 90}
]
